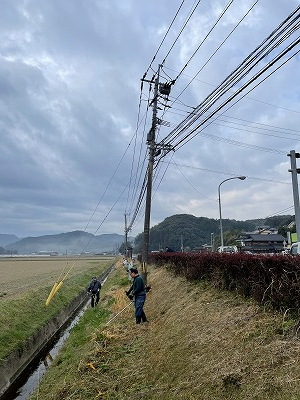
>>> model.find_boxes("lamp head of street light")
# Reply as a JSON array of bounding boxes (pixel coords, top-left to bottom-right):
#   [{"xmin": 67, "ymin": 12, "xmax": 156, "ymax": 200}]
[{"xmin": 238, "ymin": 176, "xmax": 246, "ymax": 180}]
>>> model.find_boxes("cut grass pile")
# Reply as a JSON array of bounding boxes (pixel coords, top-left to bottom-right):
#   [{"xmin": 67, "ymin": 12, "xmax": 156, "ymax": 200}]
[
  {"xmin": 30, "ymin": 261, "xmax": 300, "ymax": 400},
  {"xmin": 0, "ymin": 256, "xmax": 114, "ymax": 361}
]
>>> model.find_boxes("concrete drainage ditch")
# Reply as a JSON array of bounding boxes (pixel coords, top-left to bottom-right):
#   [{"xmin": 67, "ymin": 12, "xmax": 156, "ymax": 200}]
[{"xmin": 0, "ymin": 263, "xmax": 115, "ymax": 400}]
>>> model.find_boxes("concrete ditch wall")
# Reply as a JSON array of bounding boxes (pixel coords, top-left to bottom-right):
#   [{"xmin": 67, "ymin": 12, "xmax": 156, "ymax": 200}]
[
  {"xmin": 0, "ymin": 290, "xmax": 88, "ymax": 397},
  {"xmin": 0, "ymin": 263, "xmax": 115, "ymax": 397}
]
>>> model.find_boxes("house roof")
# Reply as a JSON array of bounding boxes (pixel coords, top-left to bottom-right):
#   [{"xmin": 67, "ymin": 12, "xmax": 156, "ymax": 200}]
[{"xmin": 238, "ymin": 233, "xmax": 285, "ymax": 242}]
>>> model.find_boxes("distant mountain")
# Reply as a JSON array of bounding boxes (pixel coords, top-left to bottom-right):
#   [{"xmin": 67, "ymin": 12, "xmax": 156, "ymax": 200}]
[
  {"xmin": 4, "ymin": 231, "xmax": 130, "ymax": 255},
  {"xmin": 0, "ymin": 234, "xmax": 20, "ymax": 247},
  {"xmin": 2, "ymin": 213, "xmax": 294, "ymax": 255},
  {"xmin": 133, "ymin": 214, "xmax": 293, "ymax": 252}
]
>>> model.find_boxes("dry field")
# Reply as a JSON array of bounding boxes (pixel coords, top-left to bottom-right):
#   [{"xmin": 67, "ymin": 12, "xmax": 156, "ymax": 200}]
[{"xmin": 0, "ymin": 255, "xmax": 115, "ymax": 298}]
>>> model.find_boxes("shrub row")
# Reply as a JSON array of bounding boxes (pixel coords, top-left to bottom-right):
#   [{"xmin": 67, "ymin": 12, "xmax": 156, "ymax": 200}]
[{"xmin": 148, "ymin": 252, "xmax": 300, "ymax": 310}]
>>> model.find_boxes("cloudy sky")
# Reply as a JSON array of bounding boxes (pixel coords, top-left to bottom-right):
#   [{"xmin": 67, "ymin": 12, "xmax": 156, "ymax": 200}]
[{"xmin": 1, "ymin": 0, "xmax": 300, "ymax": 239}]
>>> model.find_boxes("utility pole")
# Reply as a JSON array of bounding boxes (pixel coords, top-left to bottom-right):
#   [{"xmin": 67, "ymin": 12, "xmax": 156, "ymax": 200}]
[
  {"xmin": 141, "ymin": 65, "xmax": 161, "ymax": 284},
  {"xmin": 288, "ymin": 150, "xmax": 300, "ymax": 241},
  {"xmin": 124, "ymin": 213, "xmax": 128, "ymax": 258}
]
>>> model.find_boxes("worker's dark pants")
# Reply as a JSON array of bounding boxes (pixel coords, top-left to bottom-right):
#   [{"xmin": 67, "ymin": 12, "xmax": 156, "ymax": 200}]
[
  {"xmin": 91, "ymin": 291, "xmax": 100, "ymax": 307},
  {"xmin": 134, "ymin": 294, "xmax": 147, "ymax": 323}
]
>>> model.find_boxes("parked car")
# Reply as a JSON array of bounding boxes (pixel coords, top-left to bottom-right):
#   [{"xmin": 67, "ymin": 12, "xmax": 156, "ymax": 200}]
[
  {"xmin": 290, "ymin": 242, "xmax": 300, "ymax": 255},
  {"xmin": 217, "ymin": 246, "xmax": 238, "ymax": 253}
]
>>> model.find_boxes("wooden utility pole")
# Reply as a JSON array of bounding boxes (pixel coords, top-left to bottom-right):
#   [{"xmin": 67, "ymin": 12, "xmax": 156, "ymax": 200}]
[{"xmin": 141, "ymin": 65, "xmax": 161, "ymax": 284}]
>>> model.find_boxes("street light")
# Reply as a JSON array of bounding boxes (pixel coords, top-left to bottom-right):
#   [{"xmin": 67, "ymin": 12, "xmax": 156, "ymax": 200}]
[{"xmin": 218, "ymin": 176, "xmax": 246, "ymax": 248}]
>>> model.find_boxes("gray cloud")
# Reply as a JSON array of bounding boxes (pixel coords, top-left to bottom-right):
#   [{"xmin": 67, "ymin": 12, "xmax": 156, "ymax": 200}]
[{"xmin": 0, "ymin": 0, "xmax": 299, "ymax": 239}]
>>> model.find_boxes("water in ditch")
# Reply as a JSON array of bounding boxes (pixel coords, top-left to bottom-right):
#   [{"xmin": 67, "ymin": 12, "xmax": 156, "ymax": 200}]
[
  {"xmin": 1, "ymin": 270, "xmax": 112, "ymax": 400},
  {"xmin": 3, "ymin": 304, "xmax": 89, "ymax": 400}
]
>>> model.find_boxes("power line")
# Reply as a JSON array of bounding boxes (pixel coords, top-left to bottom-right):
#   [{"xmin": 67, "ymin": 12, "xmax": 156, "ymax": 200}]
[
  {"xmin": 163, "ymin": 66, "xmax": 300, "ymax": 115},
  {"xmin": 128, "ymin": 5, "xmax": 300, "ymax": 241},
  {"xmin": 172, "ymin": 0, "xmax": 237, "ymax": 83},
  {"xmin": 161, "ymin": 160, "xmax": 290, "ymax": 185},
  {"xmin": 172, "ymin": 43, "xmax": 300, "ymax": 154},
  {"xmin": 164, "ymin": 0, "xmax": 259, "ymax": 115},
  {"xmin": 161, "ymin": 0, "xmax": 203, "ymax": 66},
  {"xmin": 142, "ymin": 0, "xmax": 186, "ymax": 80},
  {"xmin": 158, "ymin": 6, "xmax": 300, "ymax": 152},
  {"xmin": 174, "ymin": 162, "xmax": 217, "ymax": 201}
]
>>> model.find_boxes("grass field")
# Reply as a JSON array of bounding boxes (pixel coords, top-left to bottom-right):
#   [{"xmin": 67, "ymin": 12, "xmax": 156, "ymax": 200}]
[
  {"xmin": 0, "ymin": 255, "xmax": 116, "ymax": 361},
  {"xmin": 0, "ymin": 255, "xmax": 115, "ymax": 299}
]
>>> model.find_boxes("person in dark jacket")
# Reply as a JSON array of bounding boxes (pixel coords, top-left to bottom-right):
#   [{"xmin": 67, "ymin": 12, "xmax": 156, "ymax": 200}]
[
  {"xmin": 126, "ymin": 268, "xmax": 148, "ymax": 324},
  {"xmin": 165, "ymin": 246, "xmax": 175, "ymax": 252},
  {"xmin": 87, "ymin": 276, "xmax": 102, "ymax": 308}
]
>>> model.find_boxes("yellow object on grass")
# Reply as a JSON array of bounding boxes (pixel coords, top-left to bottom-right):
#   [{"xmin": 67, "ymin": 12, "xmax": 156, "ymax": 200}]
[{"xmin": 45, "ymin": 280, "xmax": 64, "ymax": 306}]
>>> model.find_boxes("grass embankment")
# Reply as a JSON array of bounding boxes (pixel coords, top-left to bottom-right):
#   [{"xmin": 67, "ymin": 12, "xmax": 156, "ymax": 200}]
[
  {"xmin": 30, "ymin": 261, "xmax": 300, "ymax": 400},
  {"xmin": 0, "ymin": 257, "xmax": 114, "ymax": 361}
]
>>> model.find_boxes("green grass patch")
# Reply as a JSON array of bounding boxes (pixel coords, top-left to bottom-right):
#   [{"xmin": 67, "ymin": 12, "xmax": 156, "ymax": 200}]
[{"xmin": 0, "ymin": 259, "xmax": 113, "ymax": 361}]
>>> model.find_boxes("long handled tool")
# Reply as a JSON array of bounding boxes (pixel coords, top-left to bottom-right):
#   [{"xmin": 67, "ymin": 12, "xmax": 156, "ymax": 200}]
[{"xmin": 105, "ymin": 301, "xmax": 133, "ymax": 326}]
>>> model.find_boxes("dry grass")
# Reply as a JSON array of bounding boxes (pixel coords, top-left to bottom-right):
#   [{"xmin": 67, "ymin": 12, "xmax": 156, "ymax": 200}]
[{"xmin": 32, "ymin": 263, "xmax": 300, "ymax": 400}]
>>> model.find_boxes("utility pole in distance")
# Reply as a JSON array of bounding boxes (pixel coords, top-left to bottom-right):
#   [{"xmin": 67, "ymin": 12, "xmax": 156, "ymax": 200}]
[
  {"xmin": 141, "ymin": 64, "xmax": 161, "ymax": 284},
  {"xmin": 124, "ymin": 212, "xmax": 128, "ymax": 258},
  {"xmin": 288, "ymin": 150, "xmax": 300, "ymax": 241}
]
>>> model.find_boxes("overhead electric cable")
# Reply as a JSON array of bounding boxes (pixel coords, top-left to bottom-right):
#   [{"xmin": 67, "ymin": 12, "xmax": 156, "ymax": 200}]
[
  {"xmin": 164, "ymin": 0, "xmax": 259, "ymax": 120},
  {"xmin": 126, "ymin": 84, "xmax": 152, "ymax": 217},
  {"xmin": 127, "ymin": 169, "xmax": 148, "ymax": 231},
  {"xmin": 172, "ymin": 43, "xmax": 300, "ymax": 153},
  {"xmin": 172, "ymin": 0, "xmax": 237, "ymax": 82},
  {"xmin": 264, "ymin": 206, "xmax": 294, "ymax": 218},
  {"xmin": 142, "ymin": 0, "xmax": 186, "ymax": 79},
  {"xmin": 46, "ymin": 181, "xmax": 130, "ymax": 305},
  {"xmin": 161, "ymin": 0, "xmax": 203, "ymax": 65},
  {"xmin": 162, "ymin": 160, "xmax": 290, "ymax": 185},
  {"xmin": 211, "ymin": 120, "xmax": 300, "ymax": 141},
  {"xmin": 160, "ymin": 6, "xmax": 300, "ymax": 148},
  {"xmin": 164, "ymin": 66, "xmax": 300, "ymax": 115},
  {"xmin": 174, "ymin": 162, "xmax": 216, "ymax": 201}
]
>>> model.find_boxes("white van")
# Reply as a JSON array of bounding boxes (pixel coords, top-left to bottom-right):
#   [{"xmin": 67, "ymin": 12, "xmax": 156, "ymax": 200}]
[
  {"xmin": 290, "ymin": 242, "xmax": 300, "ymax": 255},
  {"xmin": 217, "ymin": 246, "xmax": 238, "ymax": 253}
]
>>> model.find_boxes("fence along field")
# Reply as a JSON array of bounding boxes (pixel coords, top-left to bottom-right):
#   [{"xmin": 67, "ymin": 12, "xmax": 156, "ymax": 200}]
[{"xmin": 0, "ymin": 255, "xmax": 114, "ymax": 299}]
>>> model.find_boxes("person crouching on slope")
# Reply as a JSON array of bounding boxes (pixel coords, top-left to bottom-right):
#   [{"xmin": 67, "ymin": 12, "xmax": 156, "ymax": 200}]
[
  {"xmin": 126, "ymin": 268, "xmax": 148, "ymax": 324},
  {"xmin": 87, "ymin": 276, "xmax": 102, "ymax": 308}
]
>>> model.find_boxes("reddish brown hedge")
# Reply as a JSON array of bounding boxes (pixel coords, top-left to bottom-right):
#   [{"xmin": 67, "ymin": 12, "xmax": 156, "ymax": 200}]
[{"xmin": 148, "ymin": 252, "xmax": 300, "ymax": 310}]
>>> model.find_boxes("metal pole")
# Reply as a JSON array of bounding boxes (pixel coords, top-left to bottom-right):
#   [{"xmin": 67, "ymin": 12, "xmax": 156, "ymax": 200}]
[
  {"xmin": 218, "ymin": 176, "xmax": 246, "ymax": 248},
  {"xmin": 288, "ymin": 150, "xmax": 300, "ymax": 241},
  {"xmin": 105, "ymin": 301, "xmax": 133, "ymax": 326},
  {"xmin": 218, "ymin": 184, "xmax": 224, "ymax": 248},
  {"xmin": 141, "ymin": 64, "xmax": 161, "ymax": 284},
  {"xmin": 124, "ymin": 213, "xmax": 128, "ymax": 258}
]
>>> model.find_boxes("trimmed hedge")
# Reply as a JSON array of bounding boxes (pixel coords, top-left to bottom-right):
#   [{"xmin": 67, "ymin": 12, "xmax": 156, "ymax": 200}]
[{"xmin": 148, "ymin": 252, "xmax": 300, "ymax": 310}]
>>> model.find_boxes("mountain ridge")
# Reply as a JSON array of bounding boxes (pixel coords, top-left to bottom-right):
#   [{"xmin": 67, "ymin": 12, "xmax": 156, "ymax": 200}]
[
  {"xmin": 3, "ymin": 230, "xmax": 130, "ymax": 255},
  {"xmin": 1, "ymin": 213, "xmax": 294, "ymax": 254}
]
